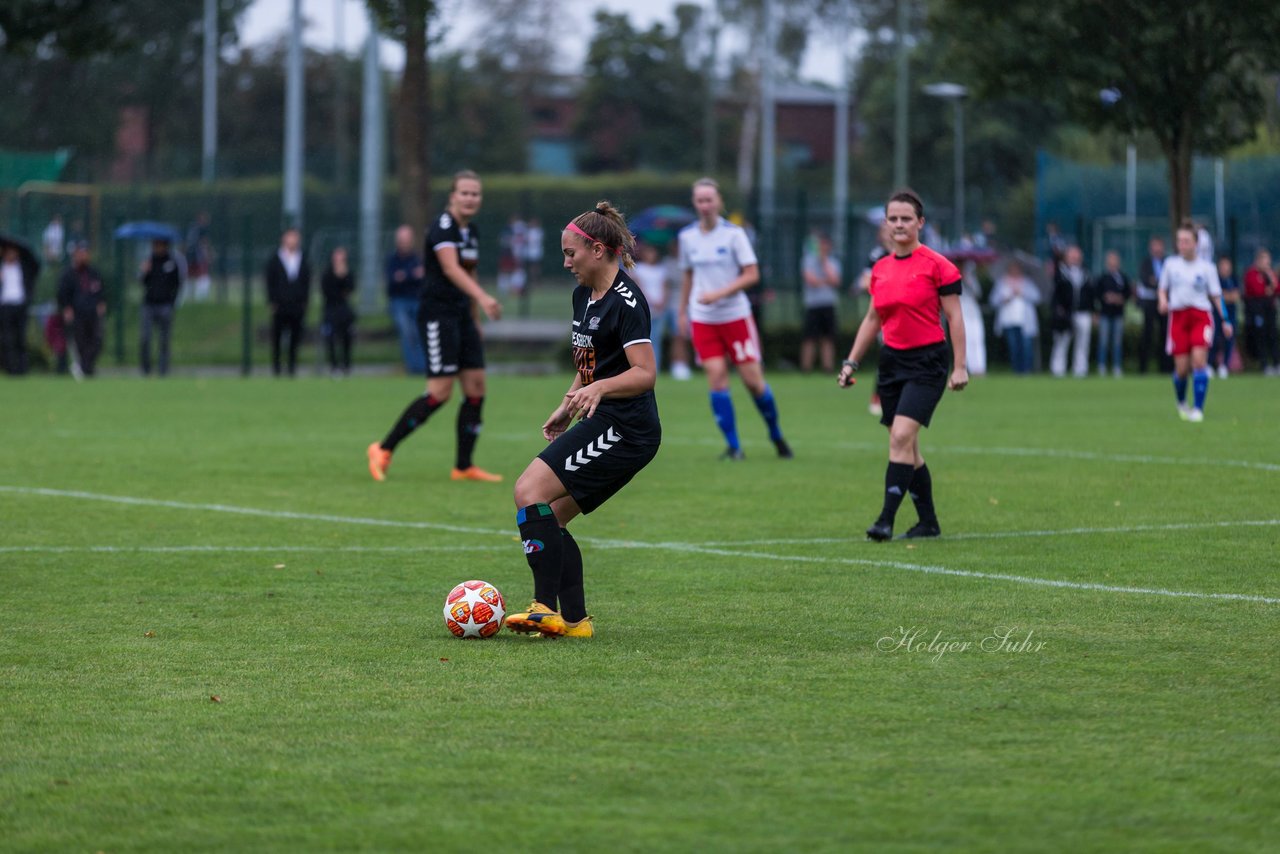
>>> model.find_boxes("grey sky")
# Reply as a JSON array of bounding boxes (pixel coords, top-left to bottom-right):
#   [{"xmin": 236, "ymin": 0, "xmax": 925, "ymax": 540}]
[{"xmin": 240, "ymin": 0, "xmax": 845, "ymax": 85}]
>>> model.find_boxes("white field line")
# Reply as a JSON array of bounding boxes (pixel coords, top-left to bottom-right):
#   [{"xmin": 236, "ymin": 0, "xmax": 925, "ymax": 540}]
[
  {"xmin": 706, "ymin": 518, "xmax": 1280, "ymax": 546},
  {"xmin": 492, "ymin": 432, "xmax": 1280, "ymax": 474},
  {"xmin": 0, "ymin": 544, "xmax": 509, "ymax": 554},
  {"xmin": 3, "ymin": 484, "xmax": 1277, "ymax": 605}
]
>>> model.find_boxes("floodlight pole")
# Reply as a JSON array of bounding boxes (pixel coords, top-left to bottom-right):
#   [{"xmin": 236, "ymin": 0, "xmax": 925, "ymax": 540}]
[
  {"xmin": 283, "ymin": 0, "xmax": 305, "ymax": 230},
  {"xmin": 833, "ymin": 3, "xmax": 852, "ymax": 260},
  {"xmin": 893, "ymin": 0, "xmax": 909, "ymax": 188},
  {"xmin": 202, "ymin": 0, "xmax": 217, "ymax": 184},
  {"xmin": 759, "ymin": 0, "xmax": 778, "ymax": 258},
  {"xmin": 358, "ymin": 19, "xmax": 385, "ymax": 315},
  {"xmin": 923, "ymin": 82, "xmax": 968, "ymax": 242}
]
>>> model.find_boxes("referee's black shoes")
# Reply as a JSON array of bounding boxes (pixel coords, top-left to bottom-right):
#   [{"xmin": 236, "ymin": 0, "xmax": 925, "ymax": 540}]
[
  {"xmin": 898, "ymin": 521, "xmax": 941, "ymax": 540},
  {"xmin": 865, "ymin": 521, "xmax": 894, "ymax": 542},
  {"xmin": 773, "ymin": 438, "xmax": 794, "ymax": 459}
]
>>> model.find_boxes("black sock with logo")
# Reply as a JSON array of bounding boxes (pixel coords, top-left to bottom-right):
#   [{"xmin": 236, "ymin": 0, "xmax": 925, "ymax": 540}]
[
  {"xmin": 516, "ymin": 503, "xmax": 562, "ymax": 610},
  {"xmin": 455, "ymin": 396, "xmax": 484, "ymax": 469},
  {"xmin": 381, "ymin": 394, "xmax": 444, "ymax": 451},
  {"xmin": 876, "ymin": 462, "xmax": 916, "ymax": 527}
]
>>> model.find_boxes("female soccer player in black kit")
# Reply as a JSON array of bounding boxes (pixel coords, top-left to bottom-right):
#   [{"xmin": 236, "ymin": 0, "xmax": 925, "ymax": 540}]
[
  {"xmin": 504, "ymin": 202, "xmax": 662, "ymax": 639},
  {"xmin": 367, "ymin": 170, "xmax": 504, "ymax": 483},
  {"xmin": 839, "ymin": 190, "xmax": 968, "ymax": 541}
]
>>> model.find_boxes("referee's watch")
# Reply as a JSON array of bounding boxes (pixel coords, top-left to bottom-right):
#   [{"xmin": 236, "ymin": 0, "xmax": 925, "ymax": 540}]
[{"xmin": 841, "ymin": 359, "xmax": 859, "ymax": 372}]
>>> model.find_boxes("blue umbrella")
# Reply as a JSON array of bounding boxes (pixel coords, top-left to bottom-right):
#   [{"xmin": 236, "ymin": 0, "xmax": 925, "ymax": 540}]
[
  {"xmin": 628, "ymin": 205, "xmax": 695, "ymax": 245},
  {"xmin": 114, "ymin": 221, "xmax": 183, "ymax": 243}
]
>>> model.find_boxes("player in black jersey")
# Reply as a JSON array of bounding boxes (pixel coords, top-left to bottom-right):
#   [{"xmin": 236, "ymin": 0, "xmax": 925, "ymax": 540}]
[
  {"xmin": 505, "ymin": 201, "xmax": 662, "ymax": 639},
  {"xmin": 367, "ymin": 170, "xmax": 505, "ymax": 483}
]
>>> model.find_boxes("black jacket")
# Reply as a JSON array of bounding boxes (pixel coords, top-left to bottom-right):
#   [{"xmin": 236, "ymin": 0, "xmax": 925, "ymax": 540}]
[
  {"xmin": 1095, "ymin": 269, "xmax": 1131, "ymax": 318},
  {"xmin": 141, "ymin": 252, "xmax": 182, "ymax": 306},
  {"xmin": 265, "ymin": 251, "xmax": 311, "ymax": 314},
  {"xmin": 1051, "ymin": 264, "xmax": 1095, "ymax": 330},
  {"xmin": 57, "ymin": 264, "xmax": 107, "ymax": 317}
]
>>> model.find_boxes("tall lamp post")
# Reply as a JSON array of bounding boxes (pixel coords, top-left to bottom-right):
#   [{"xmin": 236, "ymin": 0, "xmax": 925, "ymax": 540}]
[{"xmin": 922, "ymin": 81, "xmax": 968, "ymax": 242}]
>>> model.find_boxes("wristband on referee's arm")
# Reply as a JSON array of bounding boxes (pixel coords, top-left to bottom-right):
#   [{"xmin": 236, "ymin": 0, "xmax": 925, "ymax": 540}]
[{"xmin": 841, "ymin": 359, "xmax": 859, "ymax": 372}]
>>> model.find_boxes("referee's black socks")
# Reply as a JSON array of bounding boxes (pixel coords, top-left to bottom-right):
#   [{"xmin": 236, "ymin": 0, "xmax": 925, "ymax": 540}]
[
  {"xmin": 877, "ymin": 461, "xmax": 916, "ymax": 527},
  {"xmin": 909, "ymin": 462, "xmax": 937, "ymax": 525},
  {"xmin": 382, "ymin": 393, "xmax": 444, "ymax": 451},
  {"xmin": 517, "ymin": 503, "xmax": 562, "ymax": 610}
]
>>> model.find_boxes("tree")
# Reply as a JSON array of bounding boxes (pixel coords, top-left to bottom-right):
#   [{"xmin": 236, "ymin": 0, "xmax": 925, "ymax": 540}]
[
  {"xmin": 933, "ymin": 0, "xmax": 1280, "ymax": 231},
  {"xmin": 366, "ymin": 0, "xmax": 436, "ymax": 238},
  {"xmin": 0, "ymin": 0, "xmax": 251, "ymax": 182},
  {"xmin": 574, "ymin": 11, "xmax": 706, "ymax": 173}
]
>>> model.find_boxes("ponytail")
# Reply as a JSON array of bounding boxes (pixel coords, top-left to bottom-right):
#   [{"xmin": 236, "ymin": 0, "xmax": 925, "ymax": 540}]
[{"xmin": 568, "ymin": 200, "xmax": 636, "ymax": 270}]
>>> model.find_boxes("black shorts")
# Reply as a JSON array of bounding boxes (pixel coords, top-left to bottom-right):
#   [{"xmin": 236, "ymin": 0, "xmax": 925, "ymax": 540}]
[
  {"xmin": 877, "ymin": 342, "xmax": 949, "ymax": 428},
  {"xmin": 538, "ymin": 416, "xmax": 659, "ymax": 515},
  {"xmin": 418, "ymin": 305, "xmax": 484, "ymax": 377},
  {"xmin": 802, "ymin": 305, "xmax": 837, "ymax": 338}
]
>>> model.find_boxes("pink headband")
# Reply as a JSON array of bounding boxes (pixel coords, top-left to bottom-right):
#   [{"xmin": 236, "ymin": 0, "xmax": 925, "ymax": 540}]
[{"xmin": 566, "ymin": 221, "xmax": 620, "ymax": 255}]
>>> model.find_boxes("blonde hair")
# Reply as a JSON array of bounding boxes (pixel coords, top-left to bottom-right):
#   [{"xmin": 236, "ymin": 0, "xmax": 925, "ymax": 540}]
[
  {"xmin": 451, "ymin": 169, "xmax": 480, "ymax": 190},
  {"xmin": 569, "ymin": 200, "xmax": 636, "ymax": 270}
]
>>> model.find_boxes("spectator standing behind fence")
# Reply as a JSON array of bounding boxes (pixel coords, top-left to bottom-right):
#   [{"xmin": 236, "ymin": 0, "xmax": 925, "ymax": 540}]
[
  {"xmin": 1094, "ymin": 250, "xmax": 1131, "ymax": 377},
  {"xmin": 990, "ymin": 260, "xmax": 1039, "ymax": 375},
  {"xmin": 1137, "ymin": 237, "xmax": 1170, "ymax": 374},
  {"xmin": 185, "ymin": 212, "xmax": 213, "ymax": 302},
  {"xmin": 662, "ymin": 237, "xmax": 692, "ymax": 380},
  {"xmin": 265, "ymin": 228, "xmax": 311, "ymax": 377},
  {"xmin": 42, "ymin": 215, "xmax": 64, "ymax": 265},
  {"xmin": 1212, "ymin": 256, "xmax": 1240, "ymax": 378},
  {"xmin": 800, "ymin": 232, "xmax": 841, "ymax": 373},
  {"xmin": 386, "ymin": 225, "xmax": 426, "ymax": 374},
  {"xmin": 959, "ymin": 261, "xmax": 986, "ymax": 377},
  {"xmin": 632, "ymin": 243, "xmax": 669, "ymax": 371},
  {"xmin": 322, "ymin": 246, "xmax": 356, "ymax": 377},
  {"xmin": 138, "ymin": 237, "xmax": 183, "ymax": 377},
  {"xmin": 57, "ymin": 243, "xmax": 106, "ymax": 377},
  {"xmin": 1243, "ymin": 248, "xmax": 1279, "ymax": 375},
  {"xmin": 0, "ymin": 245, "xmax": 38, "ymax": 375},
  {"xmin": 1050, "ymin": 245, "xmax": 1095, "ymax": 378}
]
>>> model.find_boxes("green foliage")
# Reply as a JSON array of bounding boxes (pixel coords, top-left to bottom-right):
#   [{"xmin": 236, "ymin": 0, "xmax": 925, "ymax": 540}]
[
  {"xmin": 0, "ymin": 0, "xmax": 251, "ymax": 181},
  {"xmin": 932, "ymin": 0, "xmax": 1280, "ymax": 225},
  {"xmin": 574, "ymin": 11, "xmax": 707, "ymax": 173},
  {"xmin": 1, "ymin": 374, "xmax": 1278, "ymax": 849}
]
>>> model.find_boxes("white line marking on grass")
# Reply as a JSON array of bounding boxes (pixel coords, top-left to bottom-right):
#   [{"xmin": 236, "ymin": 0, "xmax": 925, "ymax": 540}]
[
  {"xmin": 5, "ymin": 485, "xmax": 1276, "ymax": 605},
  {"xmin": 0, "ymin": 544, "xmax": 509, "ymax": 554},
  {"xmin": 0, "ymin": 485, "xmax": 512, "ymax": 538},
  {"xmin": 497, "ymin": 430, "xmax": 1280, "ymax": 473},
  {"xmin": 588, "ymin": 540, "xmax": 1280, "ymax": 605},
  {"xmin": 708, "ymin": 518, "xmax": 1280, "ymax": 546},
  {"xmin": 826, "ymin": 440, "xmax": 1280, "ymax": 474}
]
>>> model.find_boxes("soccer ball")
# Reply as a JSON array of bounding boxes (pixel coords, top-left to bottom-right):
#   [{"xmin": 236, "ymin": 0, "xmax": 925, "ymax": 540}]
[{"xmin": 443, "ymin": 580, "xmax": 506, "ymax": 638}]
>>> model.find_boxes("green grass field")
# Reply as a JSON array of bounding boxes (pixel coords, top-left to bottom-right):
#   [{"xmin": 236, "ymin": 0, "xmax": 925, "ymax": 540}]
[{"xmin": 2, "ymin": 371, "xmax": 1278, "ymax": 852}]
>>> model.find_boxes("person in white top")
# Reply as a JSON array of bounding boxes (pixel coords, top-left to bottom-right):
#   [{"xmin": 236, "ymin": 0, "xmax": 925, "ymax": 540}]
[
  {"xmin": 678, "ymin": 178, "xmax": 791, "ymax": 459},
  {"xmin": 990, "ymin": 259, "xmax": 1040, "ymax": 374},
  {"xmin": 631, "ymin": 243, "xmax": 669, "ymax": 371},
  {"xmin": 1158, "ymin": 223, "xmax": 1232, "ymax": 422}
]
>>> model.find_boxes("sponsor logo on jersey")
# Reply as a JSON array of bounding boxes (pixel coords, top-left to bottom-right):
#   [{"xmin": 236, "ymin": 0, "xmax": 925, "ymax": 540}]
[
  {"xmin": 572, "ymin": 331, "xmax": 593, "ymax": 348},
  {"xmin": 588, "ymin": 316, "xmax": 601, "ymax": 330}
]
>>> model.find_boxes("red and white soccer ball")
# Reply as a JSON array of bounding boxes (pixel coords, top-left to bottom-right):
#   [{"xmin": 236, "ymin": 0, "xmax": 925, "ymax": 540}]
[{"xmin": 443, "ymin": 580, "xmax": 506, "ymax": 638}]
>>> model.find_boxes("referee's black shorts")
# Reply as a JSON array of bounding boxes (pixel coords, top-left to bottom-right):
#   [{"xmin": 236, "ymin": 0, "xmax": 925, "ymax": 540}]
[
  {"xmin": 877, "ymin": 341, "xmax": 949, "ymax": 428},
  {"xmin": 538, "ymin": 416, "xmax": 659, "ymax": 514},
  {"xmin": 418, "ymin": 303, "xmax": 484, "ymax": 378}
]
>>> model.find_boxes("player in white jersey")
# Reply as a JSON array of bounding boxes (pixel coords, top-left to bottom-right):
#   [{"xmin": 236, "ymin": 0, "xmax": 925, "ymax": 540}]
[
  {"xmin": 677, "ymin": 178, "xmax": 791, "ymax": 459},
  {"xmin": 1158, "ymin": 224, "xmax": 1232, "ymax": 422}
]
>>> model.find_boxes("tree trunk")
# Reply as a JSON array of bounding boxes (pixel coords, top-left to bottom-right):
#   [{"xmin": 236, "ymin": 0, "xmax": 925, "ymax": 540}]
[
  {"xmin": 396, "ymin": 10, "xmax": 431, "ymax": 239},
  {"xmin": 736, "ymin": 75, "xmax": 759, "ymax": 196},
  {"xmin": 1164, "ymin": 114, "xmax": 1195, "ymax": 235}
]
